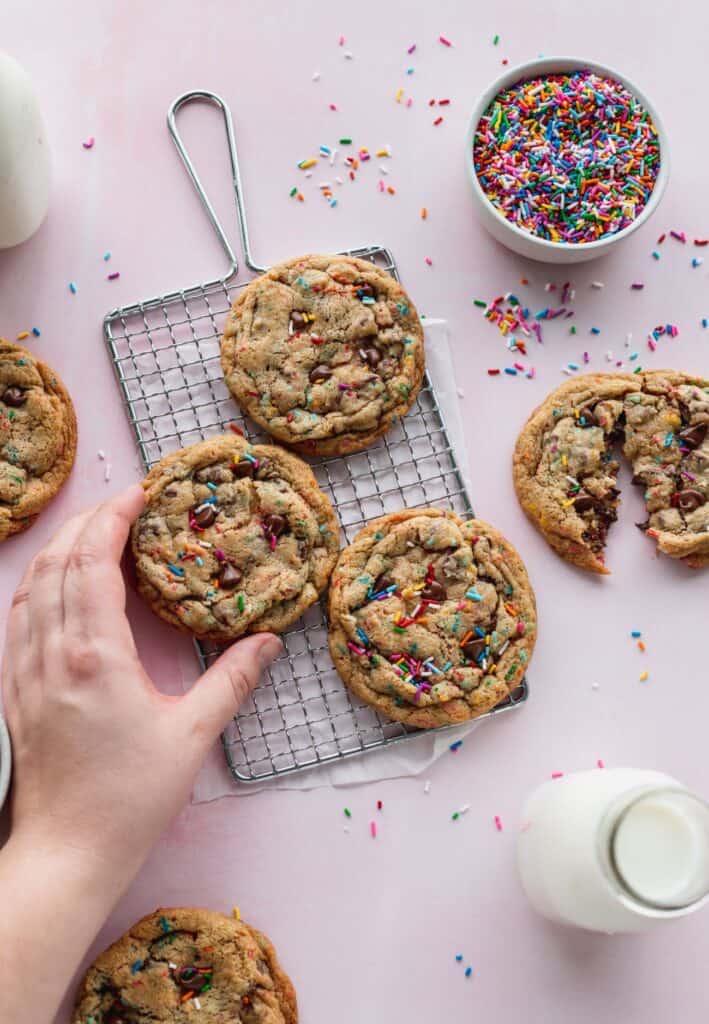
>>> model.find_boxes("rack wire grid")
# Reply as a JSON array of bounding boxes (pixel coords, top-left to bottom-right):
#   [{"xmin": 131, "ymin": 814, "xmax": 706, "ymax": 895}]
[{"xmin": 104, "ymin": 90, "xmax": 528, "ymax": 783}]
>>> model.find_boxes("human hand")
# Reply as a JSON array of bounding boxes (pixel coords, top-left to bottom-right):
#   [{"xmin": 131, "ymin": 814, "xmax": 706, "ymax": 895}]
[{"xmin": 1, "ymin": 484, "xmax": 281, "ymax": 877}]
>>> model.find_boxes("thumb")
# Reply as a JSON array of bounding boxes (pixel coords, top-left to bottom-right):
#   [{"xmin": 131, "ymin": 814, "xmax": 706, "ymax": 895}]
[{"xmin": 183, "ymin": 633, "xmax": 283, "ymax": 739}]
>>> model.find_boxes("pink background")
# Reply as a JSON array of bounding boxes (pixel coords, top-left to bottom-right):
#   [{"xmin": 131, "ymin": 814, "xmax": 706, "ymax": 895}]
[{"xmin": 2, "ymin": 1, "xmax": 709, "ymax": 1021}]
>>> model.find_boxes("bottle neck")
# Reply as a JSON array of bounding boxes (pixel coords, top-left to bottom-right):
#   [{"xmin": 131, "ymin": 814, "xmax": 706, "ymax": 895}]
[{"xmin": 597, "ymin": 785, "xmax": 709, "ymax": 917}]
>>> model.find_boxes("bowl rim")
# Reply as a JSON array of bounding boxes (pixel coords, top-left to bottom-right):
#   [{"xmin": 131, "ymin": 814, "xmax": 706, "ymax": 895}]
[
  {"xmin": 0, "ymin": 714, "xmax": 11, "ymax": 812},
  {"xmin": 464, "ymin": 55, "xmax": 670, "ymax": 253}
]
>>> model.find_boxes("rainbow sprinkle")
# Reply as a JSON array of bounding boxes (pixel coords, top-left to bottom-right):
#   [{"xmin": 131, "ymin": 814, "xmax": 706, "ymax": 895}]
[{"xmin": 473, "ymin": 71, "xmax": 661, "ymax": 244}]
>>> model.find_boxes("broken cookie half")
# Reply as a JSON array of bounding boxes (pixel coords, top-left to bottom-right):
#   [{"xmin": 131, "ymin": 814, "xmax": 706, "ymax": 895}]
[{"xmin": 513, "ymin": 371, "xmax": 709, "ymax": 574}]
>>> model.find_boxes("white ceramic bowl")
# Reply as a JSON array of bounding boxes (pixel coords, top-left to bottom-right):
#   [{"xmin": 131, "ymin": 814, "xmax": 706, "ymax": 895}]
[
  {"xmin": 0, "ymin": 715, "xmax": 11, "ymax": 813},
  {"xmin": 465, "ymin": 57, "xmax": 669, "ymax": 264}
]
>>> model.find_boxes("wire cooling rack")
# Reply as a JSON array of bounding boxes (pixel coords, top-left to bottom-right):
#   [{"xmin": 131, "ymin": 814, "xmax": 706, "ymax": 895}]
[{"xmin": 104, "ymin": 91, "xmax": 528, "ymax": 783}]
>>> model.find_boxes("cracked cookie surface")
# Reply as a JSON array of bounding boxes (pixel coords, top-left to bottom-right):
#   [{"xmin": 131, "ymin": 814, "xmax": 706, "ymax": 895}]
[
  {"xmin": 0, "ymin": 339, "xmax": 77, "ymax": 541},
  {"xmin": 328, "ymin": 508, "xmax": 536, "ymax": 728},
  {"xmin": 513, "ymin": 371, "xmax": 709, "ymax": 572},
  {"xmin": 220, "ymin": 254, "xmax": 425, "ymax": 456},
  {"xmin": 132, "ymin": 434, "xmax": 339, "ymax": 642},
  {"xmin": 71, "ymin": 907, "xmax": 297, "ymax": 1024}
]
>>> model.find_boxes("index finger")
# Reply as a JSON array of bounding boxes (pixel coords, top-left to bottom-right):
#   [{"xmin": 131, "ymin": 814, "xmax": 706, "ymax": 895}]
[{"xmin": 61, "ymin": 483, "xmax": 145, "ymax": 640}]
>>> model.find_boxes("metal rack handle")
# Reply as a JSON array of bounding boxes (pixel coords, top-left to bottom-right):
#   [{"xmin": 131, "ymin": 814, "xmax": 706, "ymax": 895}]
[{"xmin": 167, "ymin": 90, "xmax": 267, "ymax": 278}]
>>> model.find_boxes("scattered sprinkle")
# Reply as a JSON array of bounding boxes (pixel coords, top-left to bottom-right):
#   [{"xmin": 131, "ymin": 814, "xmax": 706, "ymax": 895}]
[
  {"xmin": 104, "ymin": 462, "xmax": 112, "ymax": 482},
  {"xmin": 639, "ymin": 671, "xmax": 649, "ymax": 682},
  {"xmin": 82, "ymin": 136, "xmax": 95, "ymax": 149},
  {"xmin": 108, "ymin": 271, "xmax": 120, "ymax": 281},
  {"xmin": 31, "ymin": 326, "xmax": 41, "ymax": 336},
  {"xmin": 344, "ymin": 808, "xmax": 352, "ymax": 818},
  {"xmin": 424, "ymin": 779, "xmax": 431, "ymax": 794},
  {"xmin": 494, "ymin": 815, "xmax": 503, "ymax": 831},
  {"xmin": 69, "ymin": 281, "xmax": 78, "ymax": 294},
  {"xmin": 465, "ymin": 966, "xmax": 473, "ymax": 978},
  {"xmin": 449, "ymin": 740, "xmax": 463, "ymax": 752},
  {"xmin": 439, "ymin": 35, "xmax": 452, "ymax": 46},
  {"xmin": 370, "ymin": 820, "xmax": 377, "ymax": 838}
]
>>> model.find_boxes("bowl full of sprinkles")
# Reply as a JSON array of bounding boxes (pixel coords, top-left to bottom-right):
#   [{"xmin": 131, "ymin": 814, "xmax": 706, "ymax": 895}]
[{"xmin": 466, "ymin": 58, "xmax": 668, "ymax": 263}]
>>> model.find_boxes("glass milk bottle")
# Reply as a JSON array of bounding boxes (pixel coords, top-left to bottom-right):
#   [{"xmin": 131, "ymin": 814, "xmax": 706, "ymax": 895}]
[
  {"xmin": 0, "ymin": 53, "xmax": 51, "ymax": 248},
  {"xmin": 517, "ymin": 769, "xmax": 709, "ymax": 933}
]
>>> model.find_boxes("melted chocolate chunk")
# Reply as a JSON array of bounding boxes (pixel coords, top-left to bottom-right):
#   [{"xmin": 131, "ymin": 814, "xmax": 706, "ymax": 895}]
[
  {"xmin": 360, "ymin": 347, "xmax": 381, "ymax": 368},
  {"xmin": 577, "ymin": 405, "xmax": 597, "ymax": 427},
  {"xmin": 2, "ymin": 386, "xmax": 25, "ymax": 407},
  {"xmin": 461, "ymin": 638, "xmax": 486, "ymax": 661},
  {"xmin": 674, "ymin": 488, "xmax": 707, "ymax": 512},
  {"xmin": 192, "ymin": 505, "xmax": 217, "ymax": 528},
  {"xmin": 233, "ymin": 459, "xmax": 255, "ymax": 479},
  {"xmin": 220, "ymin": 563, "xmax": 242, "ymax": 589},
  {"xmin": 309, "ymin": 364, "xmax": 333, "ymax": 383},
  {"xmin": 608, "ymin": 411, "xmax": 626, "ymax": 444},
  {"xmin": 176, "ymin": 965, "xmax": 211, "ymax": 993},
  {"xmin": 421, "ymin": 580, "xmax": 446, "ymax": 601},
  {"xmin": 290, "ymin": 310, "xmax": 306, "ymax": 331},
  {"xmin": 573, "ymin": 495, "xmax": 595, "ymax": 514},
  {"xmin": 678, "ymin": 423, "xmax": 707, "ymax": 450},
  {"xmin": 357, "ymin": 282, "xmax": 375, "ymax": 299},
  {"xmin": 372, "ymin": 574, "xmax": 394, "ymax": 594},
  {"xmin": 263, "ymin": 513, "xmax": 287, "ymax": 537}
]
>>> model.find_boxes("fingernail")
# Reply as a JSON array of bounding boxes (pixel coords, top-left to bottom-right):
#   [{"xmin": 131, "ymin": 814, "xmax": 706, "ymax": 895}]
[{"xmin": 258, "ymin": 635, "xmax": 283, "ymax": 669}]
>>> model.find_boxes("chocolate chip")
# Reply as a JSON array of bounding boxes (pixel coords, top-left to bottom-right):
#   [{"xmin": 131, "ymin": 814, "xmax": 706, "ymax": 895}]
[
  {"xmin": 631, "ymin": 473, "xmax": 646, "ymax": 486},
  {"xmin": 422, "ymin": 580, "xmax": 446, "ymax": 601},
  {"xmin": 309, "ymin": 364, "xmax": 332, "ymax": 383},
  {"xmin": 220, "ymin": 563, "xmax": 242, "ymax": 589},
  {"xmin": 674, "ymin": 488, "xmax": 706, "ymax": 512},
  {"xmin": 372, "ymin": 574, "xmax": 393, "ymax": 593},
  {"xmin": 573, "ymin": 495, "xmax": 595, "ymax": 513},
  {"xmin": 461, "ymin": 638, "xmax": 486, "ymax": 661},
  {"xmin": 192, "ymin": 505, "xmax": 217, "ymax": 528},
  {"xmin": 233, "ymin": 459, "xmax": 255, "ymax": 479},
  {"xmin": 577, "ymin": 405, "xmax": 597, "ymax": 427},
  {"xmin": 263, "ymin": 513, "xmax": 287, "ymax": 537},
  {"xmin": 290, "ymin": 310, "xmax": 306, "ymax": 330},
  {"xmin": 357, "ymin": 282, "xmax": 375, "ymax": 299},
  {"xmin": 678, "ymin": 423, "xmax": 707, "ymax": 450},
  {"xmin": 360, "ymin": 347, "xmax": 381, "ymax": 368},
  {"xmin": 2, "ymin": 386, "xmax": 25, "ymax": 407},
  {"xmin": 635, "ymin": 519, "xmax": 650, "ymax": 531},
  {"xmin": 164, "ymin": 487, "xmax": 177, "ymax": 497}
]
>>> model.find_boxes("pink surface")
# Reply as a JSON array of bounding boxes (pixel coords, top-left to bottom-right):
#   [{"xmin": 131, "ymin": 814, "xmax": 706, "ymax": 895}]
[{"xmin": 2, "ymin": 2, "xmax": 709, "ymax": 1021}]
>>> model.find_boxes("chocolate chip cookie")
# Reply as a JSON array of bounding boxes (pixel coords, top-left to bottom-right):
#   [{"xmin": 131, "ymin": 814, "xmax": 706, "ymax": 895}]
[
  {"xmin": 220, "ymin": 254, "xmax": 425, "ymax": 456},
  {"xmin": 132, "ymin": 434, "xmax": 339, "ymax": 642},
  {"xmin": 513, "ymin": 370, "xmax": 709, "ymax": 573},
  {"xmin": 0, "ymin": 338, "xmax": 77, "ymax": 540},
  {"xmin": 71, "ymin": 907, "xmax": 297, "ymax": 1024},
  {"xmin": 328, "ymin": 508, "xmax": 536, "ymax": 728}
]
